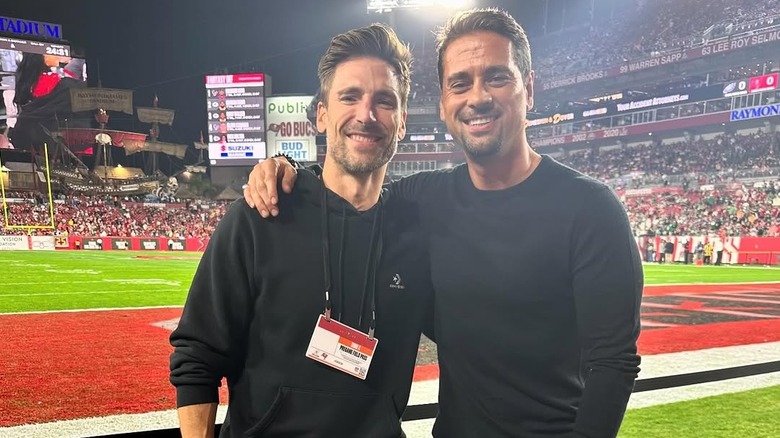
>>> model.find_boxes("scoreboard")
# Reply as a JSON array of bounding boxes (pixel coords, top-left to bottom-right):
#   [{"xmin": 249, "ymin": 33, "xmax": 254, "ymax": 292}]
[
  {"xmin": 205, "ymin": 73, "xmax": 266, "ymax": 166},
  {"xmin": 723, "ymin": 73, "xmax": 778, "ymax": 97}
]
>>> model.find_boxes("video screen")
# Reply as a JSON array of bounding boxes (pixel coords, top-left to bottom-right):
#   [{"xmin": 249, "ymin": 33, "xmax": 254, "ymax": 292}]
[
  {"xmin": 205, "ymin": 73, "xmax": 266, "ymax": 167},
  {"xmin": 0, "ymin": 35, "xmax": 86, "ymax": 136}
]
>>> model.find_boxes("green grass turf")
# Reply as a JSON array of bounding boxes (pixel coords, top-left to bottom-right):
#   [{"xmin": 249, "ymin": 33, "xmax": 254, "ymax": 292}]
[
  {"xmin": 618, "ymin": 385, "xmax": 780, "ymax": 438},
  {"xmin": 3, "ymin": 252, "xmax": 780, "ymax": 313},
  {"xmin": 2, "ymin": 251, "xmax": 779, "ymax": 436},
  {"xmin": 0, "ymin": 251, "xmax": 200, "ymax": 313},
  {"xmin": 643, "ymin": 263, "xmax": 780, "ymax": 284}
]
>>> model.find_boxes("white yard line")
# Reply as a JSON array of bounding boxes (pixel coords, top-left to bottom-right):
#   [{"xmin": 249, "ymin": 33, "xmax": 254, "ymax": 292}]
[
  {"xmin": 0, "ymin": 289, "xmax": 184, "ymax": 297},
  {"xmin": 0, "ymin": 305, "xmax": 183, "ymax": 316},
  {"xmin": 645, "ymin": 280, "xmax": 780, "ymax": 287}
]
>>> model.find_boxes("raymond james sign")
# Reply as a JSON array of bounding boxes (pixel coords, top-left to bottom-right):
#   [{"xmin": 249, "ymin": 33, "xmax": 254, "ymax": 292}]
[{"xmin": 730, "ymin": 103, "xmax": 780, "ymax": 122}]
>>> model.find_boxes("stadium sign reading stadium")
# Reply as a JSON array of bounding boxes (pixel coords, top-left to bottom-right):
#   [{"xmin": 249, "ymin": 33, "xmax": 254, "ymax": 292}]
[
  {"xmin": 0, "ymin": 16, "xmax": 62, "ymax": 40},
  {"xmin": 730, "ymin": 103, "xmax": 780, "ymax": 122}
]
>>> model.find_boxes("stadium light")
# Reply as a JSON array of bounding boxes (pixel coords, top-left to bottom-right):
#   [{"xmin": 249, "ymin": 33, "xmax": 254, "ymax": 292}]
[
  {"xmin": 433, "ymin": 0, "xmax": 473, "ymax": 8},
  {"xmin": 367, "ymin": 0, "xmax": 474, "ymax": 13}
]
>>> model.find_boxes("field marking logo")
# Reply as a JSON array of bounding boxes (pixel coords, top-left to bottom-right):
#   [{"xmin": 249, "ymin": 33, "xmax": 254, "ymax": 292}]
[
  {"xmin": 151, "ymin": 318, "xmax": 180, "ymax": 331},
  {"xmin": 45, "ymin": 269, "xmax": 100, "ymax": 275}
]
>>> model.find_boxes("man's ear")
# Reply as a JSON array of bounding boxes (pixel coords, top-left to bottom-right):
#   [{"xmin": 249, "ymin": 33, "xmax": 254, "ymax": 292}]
[
  {"xmin": 526, "ymin": 70, "xmax": 535, "ymax": 112},
  {"xmin": 316, "ymin": 101, "xmax": 327, "ymax": 134},
  {"xmin": 397, "ymin": 110, "xmax": 407, "ymax": 140}
]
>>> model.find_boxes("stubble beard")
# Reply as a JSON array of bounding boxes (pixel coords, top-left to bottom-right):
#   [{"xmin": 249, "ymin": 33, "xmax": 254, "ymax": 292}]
[
  {"xmin": 457, "ymin": 130, "xmax": 504, "ymax": 159},
  {"xmin": 330, "ymin": 136, "xmax": 398, "ymax": 176}
]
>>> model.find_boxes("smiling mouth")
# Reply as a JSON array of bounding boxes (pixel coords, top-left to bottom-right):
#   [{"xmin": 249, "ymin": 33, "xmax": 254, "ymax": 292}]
[
  {"xmin": 348, "ymin": 134, "xmax": 382, "ymax": 143},
  {"xmin": 464, "ymin": 115, "xmax": 498, "ymax": 126}
]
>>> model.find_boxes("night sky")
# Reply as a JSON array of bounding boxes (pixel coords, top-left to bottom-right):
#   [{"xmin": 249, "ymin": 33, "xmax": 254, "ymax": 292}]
[{"xmin": 2, "ymin": 0, "xmax": 553, "ymax": 163}]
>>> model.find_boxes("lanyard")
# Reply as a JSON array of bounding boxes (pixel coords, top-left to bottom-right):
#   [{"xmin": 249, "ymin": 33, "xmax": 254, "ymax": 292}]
[{"xmin": 320, "ymin": 182, "xmax": 383, "ymax": 339}]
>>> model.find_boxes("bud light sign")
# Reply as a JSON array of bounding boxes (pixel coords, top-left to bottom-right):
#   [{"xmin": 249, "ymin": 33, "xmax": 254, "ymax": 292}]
[{"xmin": 266, "ymin": 95, "xmax": 317, "ymax": 162}]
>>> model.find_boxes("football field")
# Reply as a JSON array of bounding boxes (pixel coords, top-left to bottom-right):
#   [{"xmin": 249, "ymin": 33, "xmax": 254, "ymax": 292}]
[{"xmin": 0, "ymin": 251, "xmax": 779, "ymax": 437}]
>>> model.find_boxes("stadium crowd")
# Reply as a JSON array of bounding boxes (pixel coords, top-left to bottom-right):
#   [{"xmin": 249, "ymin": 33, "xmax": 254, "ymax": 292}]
[
  {"xmin": 1, "ymin": 193, "xmax": 228, "ymax": 238},
  {"xmin": 404, "ymin": 0, "xmax": 779, "ymax": 104},
  {"xmin": 559, "ymin": 131, "xmax": 780, "ymax": 188},
  {"xmin": 532, "ymin": 0, "xmax": 779, "ymax": 84},
  {"xmin": 626, "ymin": 183, "xmax": 780, "ymax": 238},
  {"xmin": 3, "ymin": 129, "xmax": 780, "ymax": 240}
]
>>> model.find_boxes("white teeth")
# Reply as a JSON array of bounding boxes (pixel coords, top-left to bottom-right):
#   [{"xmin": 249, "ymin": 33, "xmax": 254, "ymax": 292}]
[
  {"xmin": 351, "ymin": 135, "xmax": 379, "ymax": 142},
  {"xmin": 467, "ymin": 117, "xmax": 493, "ymax": 126}
]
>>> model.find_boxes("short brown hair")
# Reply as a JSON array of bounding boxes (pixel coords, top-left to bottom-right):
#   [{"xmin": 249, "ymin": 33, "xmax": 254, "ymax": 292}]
[
  {"xmin": 435, "ymin": 8, "xmax": 532, "ymax": 87},
  {"xmin": 318, "ymin": 23, "xmax": 412, "ymax": 109}
]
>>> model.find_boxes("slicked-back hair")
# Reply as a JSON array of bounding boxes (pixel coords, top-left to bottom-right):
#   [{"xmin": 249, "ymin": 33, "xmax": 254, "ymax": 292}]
[
  {"xmin": 435, "ymin": 8, "xmax": 532, "ymax": 87},
  {"xmin": 317, "ymin": 23, "xmax": 412, "ymax": 109}
]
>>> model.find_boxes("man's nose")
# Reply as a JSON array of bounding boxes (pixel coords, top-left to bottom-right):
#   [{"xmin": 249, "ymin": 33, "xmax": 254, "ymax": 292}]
[
  {"xmin": 468, "ymin": 83, "xmax": 493, "ymax": 110},
  {"xmin": 356, "ymin": 99, "xmax": 377, "ymax": 125}
]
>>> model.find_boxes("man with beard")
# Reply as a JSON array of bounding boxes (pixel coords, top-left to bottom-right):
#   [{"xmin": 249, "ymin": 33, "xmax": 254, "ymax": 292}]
[
  {"xmin": 170, "ymin": 23, "xmax": 433, "ymax": 438},
  {"xmin": 244, "ymin": 8, "xmax": 642, "ymax": 438}
]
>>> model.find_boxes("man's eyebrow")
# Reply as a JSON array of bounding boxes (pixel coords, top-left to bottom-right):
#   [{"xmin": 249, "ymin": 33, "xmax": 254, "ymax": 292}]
[
  {"xmin": 374, "ymin": 89, "xmax": 398, "ymax": 101},
  {"xmin": 485, "ymin": 65, "xmax": 514, "ymax": 76},
  {"xmin": 336, "ymin": 86, "xmax": 363, "ymax": 96},
  {"xmin": 445, "ymin": 71, "xmax": 470, "ymax": 85}
]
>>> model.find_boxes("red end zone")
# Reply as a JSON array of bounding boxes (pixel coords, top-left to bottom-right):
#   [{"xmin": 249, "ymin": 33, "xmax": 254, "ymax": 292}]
[
  {"xmin": 0, "ymin": 308, "xmax": 226, "ymax": 427},
  {"xmin": 1, "ymin": 282, "xmax": 779, "ymax": 427}
]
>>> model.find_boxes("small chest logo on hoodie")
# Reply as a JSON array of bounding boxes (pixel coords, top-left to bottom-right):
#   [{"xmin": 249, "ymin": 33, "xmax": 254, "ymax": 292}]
[{"xmin": 390, "ymin": 273, "xmax": 405, "ymax": 290}]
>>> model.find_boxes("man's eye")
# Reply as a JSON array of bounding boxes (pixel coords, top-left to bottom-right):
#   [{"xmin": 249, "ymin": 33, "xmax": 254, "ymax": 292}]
[
  {"xmin": 489, "ymin": 76, "xmax": 511, "ymax": 85},
  {"xmin": 449, "ymin": 82, "xmax": 468, "ymax": 92}
]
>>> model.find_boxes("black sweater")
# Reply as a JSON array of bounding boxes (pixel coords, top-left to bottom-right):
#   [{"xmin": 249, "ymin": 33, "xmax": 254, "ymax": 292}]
[
  {"xmin": 170, "ymin": 171, "xmax": 433, "ymax": 437},
  {"xmin": 392, "ymin": 156, "xmax": 643, "ymax": 438}
]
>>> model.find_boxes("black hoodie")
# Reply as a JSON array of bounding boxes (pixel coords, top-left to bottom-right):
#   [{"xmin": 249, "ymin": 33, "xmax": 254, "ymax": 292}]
[{"xmin": 170, "ymin": 170, "xmax": 433, "ymax": 437}]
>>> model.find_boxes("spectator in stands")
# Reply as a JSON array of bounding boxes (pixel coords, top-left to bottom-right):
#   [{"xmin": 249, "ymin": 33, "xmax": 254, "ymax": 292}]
[
  {"xmin": 244, "ymin": 8, "xmax": 642, "ymax": 437},
  {"xmin": 170, "ymin": 24, "xmax": 433, "ymax": 437}
]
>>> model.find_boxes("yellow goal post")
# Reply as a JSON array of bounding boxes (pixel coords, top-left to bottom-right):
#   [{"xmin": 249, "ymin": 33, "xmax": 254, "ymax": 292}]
[{"xmin": 0, "ymin": 143, "xmax": 56, "ymax": 231}]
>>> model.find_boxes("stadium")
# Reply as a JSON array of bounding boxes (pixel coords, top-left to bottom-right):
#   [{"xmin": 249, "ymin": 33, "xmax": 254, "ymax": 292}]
[{"xmin": 1, "ymin": 0, "xmax": 780, "ymax": 437}]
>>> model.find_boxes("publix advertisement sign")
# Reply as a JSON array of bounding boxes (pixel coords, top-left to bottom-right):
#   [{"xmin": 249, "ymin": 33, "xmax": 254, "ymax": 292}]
[{"xmin": 266, "ymin": 96, "xmax": 317, "ymax": 162}]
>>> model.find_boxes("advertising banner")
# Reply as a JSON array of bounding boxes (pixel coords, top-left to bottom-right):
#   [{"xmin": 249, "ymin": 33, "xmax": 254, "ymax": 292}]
[
  {"xmin": 55, "ymin": 236, "xmax": 70, "ymax": 249},
  {"xmin": 266, "ymin": 96, "xmax": 317, "ymax": 162},
  {"xmin": 111, "ymin": 238, "xmax": 131, "ymax": 250},
  {"xmin": 81, "ymin": 238, "xmax": 104, "ymax": 250},
  {"xmin": 530, "ymin": 112, "xmax": 729, "ymax": 148},
  {"xmin": 0, "ymin": 235, "xmax": 27, "ymax": 250},
  {"xmin": 139, "ymin": 238, "xmax": 159, "ymax": 251},
  {"xmin": 166, "ymin": 239, "xmax": 186, "ymax": 251},
  {"xmin": 54, "ymin": 236, "xmax": 209, "ymax": 252},
  {"xmin": 730, "ymin": 103, "xmax": 780, "ymax": 122},
  {"xmin": 30, "ymin": 236, "xmax": 55, "ymax": 251}
]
